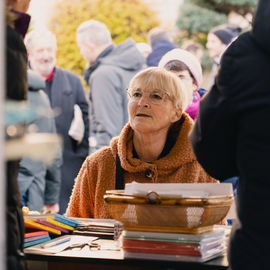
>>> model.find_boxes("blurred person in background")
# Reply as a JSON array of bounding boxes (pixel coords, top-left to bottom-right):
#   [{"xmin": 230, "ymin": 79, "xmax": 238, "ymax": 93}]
[
  {"xmin": 136, "ymin": 42, "xmax": 152, "ymax": 68},
  {"xmin": 76, "ymin": 19, "xmax": 144, "ymax": 154},
  {"xmin": 181, "ymin": 40, "xmax": 204, "ymax": 64},
  {"xmin": 25, "ymin": 30, "xmax": 89, "ymax": 214},
  {"xmin": 159, "ymin": 48, "xmax": 203, "ymax": 120},
  {"xmin": 18, "ymin": 70, "xmax": 62, "ymax": 214},
  {"xmin": 146, "ymin": 27, "xmax": 177, "ymax": 67},
  {"xmin": 66, "ymin": 67, "xmax": 217, "ymax": 219},
  {"xmin": 206, "ymin": 25, "xmax": 241, "ymax": 90},
  {"xmin": 5, "ymin": 0, "xmax": 31, "ymax": 269}
]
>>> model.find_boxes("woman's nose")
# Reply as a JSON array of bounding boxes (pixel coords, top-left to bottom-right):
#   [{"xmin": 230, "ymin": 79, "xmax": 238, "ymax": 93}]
[{"xmin": 137, "ymin": 94, "xmax": 150, "ymax": 107}]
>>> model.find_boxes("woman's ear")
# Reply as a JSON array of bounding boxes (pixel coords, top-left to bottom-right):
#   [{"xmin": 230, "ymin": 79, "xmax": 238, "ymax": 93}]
[{"xmin": 171, "ymin": 108, "xmax": 182, "ymax": 123}]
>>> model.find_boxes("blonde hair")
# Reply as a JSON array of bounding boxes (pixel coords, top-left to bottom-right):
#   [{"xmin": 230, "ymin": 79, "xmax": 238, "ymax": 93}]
[{"xmin": 128, "ymin": 67, "xmax": 189, "ymax": 111}]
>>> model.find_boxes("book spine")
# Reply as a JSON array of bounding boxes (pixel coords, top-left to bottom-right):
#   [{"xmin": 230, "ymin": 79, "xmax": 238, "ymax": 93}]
[
  {"xmin": 24, "ymin": 234, "xmax": 50, "ymax": 242},
  {"xmin": 36, "ymin": 219, "xmax": 69, "ymax": 234},
  {"xmin": 24, "ymin": 230, "xmax": 48, "ymax": 238},
  {"xmin": 55, "ymin": 214, "xmax": 79, "ymax": 227},
  {"xmin": 24, "ymin": 236, "xmax": 51, "ymax": 248},
  {"xmin": 24, "ymin": 218, "xmax": 61, "ymax": 235},
  {"xmin": 46, "ymin": 218, "xmax": 75, "ymax": 231}
]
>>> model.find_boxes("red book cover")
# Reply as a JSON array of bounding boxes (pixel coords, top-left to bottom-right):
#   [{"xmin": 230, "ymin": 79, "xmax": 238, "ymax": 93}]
[
  {"xmin": 122, "ymin": 239, "xmax": 202, "ymax": 256},
  {"xmin": 24, "ymin": 234, "xmax": 51, "ymax": 243},
  {"xmin": 24, "ymin": 230, "xmax": 48, "ymax": 238}
]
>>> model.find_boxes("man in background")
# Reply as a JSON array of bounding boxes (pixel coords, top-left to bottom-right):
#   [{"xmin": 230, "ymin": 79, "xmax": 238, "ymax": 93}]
[
  {"xmin": 146, "ymin": 27, "xmax": 177, "ymax": 67},
  {"xmin": 25, "ymin": 30, "xmax": 89, "ymax": 214},
  {"xmin": 76, "ymin": 19, "xmax": 144, "ymax": 154}
]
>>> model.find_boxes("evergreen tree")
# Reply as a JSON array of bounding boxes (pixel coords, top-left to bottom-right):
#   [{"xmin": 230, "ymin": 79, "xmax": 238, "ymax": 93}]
[{"xmin": 177, "ymin": 0, "xmax": 257, "ymax": 44}]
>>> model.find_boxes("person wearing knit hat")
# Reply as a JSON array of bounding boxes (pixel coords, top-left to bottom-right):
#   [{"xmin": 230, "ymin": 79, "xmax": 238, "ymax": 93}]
[
  {"xmin": 159, "ymin": 48, "xmax": 203, "ymax": 120},
  {"xmin": 206, "ymin": 25, "xmax": 241, "ymax": 90},
  {"xmin": 146, "ymin": 27, "xmax": 177, "ymax": 67}
]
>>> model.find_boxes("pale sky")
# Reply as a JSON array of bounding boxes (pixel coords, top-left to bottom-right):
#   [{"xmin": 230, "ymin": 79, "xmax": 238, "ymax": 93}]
[{"xmin": 28, "ymin": 0, "xmax": 54, "ymax": 29}]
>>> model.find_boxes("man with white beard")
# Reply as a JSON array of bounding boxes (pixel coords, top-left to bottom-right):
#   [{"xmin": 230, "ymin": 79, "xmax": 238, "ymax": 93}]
[{"xmin": 25, "ymin": 30, "xmax": 89, "ymax": 214}]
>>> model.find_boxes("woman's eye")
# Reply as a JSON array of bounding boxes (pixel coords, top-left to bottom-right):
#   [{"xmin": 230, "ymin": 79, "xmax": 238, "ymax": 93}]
[
  {"xmin": 151, "ymin": 93, "xmax": 162, "ymax": 100},
  {"xmin": 133, "ymin": 92, "xmax": 142, "ymax": 97}
]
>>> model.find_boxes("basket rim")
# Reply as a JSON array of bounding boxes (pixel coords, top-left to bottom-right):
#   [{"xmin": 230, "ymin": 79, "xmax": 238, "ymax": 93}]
[{"xmin": 104, "ymin": 191, "xmax": 234, "ymax": 206}]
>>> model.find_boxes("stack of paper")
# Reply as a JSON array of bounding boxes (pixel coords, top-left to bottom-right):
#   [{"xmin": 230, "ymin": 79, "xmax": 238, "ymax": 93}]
[
  {"xmin": 72, "ymin": 219, "xmax": 123, "ymax": 240},
  {"xmin": 24, "ymin": 231, "xmax": 51, "ymax": 248},
  {"xmin": 120, "ymin": 226, "xmax": 227, "ymax": 262},
  {"xmin": 24, "ymin": 235, "xmax": 98, "ymax": 255}
]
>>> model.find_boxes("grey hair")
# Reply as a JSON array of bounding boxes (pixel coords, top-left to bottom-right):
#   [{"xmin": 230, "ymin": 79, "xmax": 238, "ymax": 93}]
[
  {"xmin": 24, "ymin": 29, "xmax": 57, "ymax": 52},
  {"xmin": 76, "ymin": 19, "xmax": 112, "ymax": 47}
]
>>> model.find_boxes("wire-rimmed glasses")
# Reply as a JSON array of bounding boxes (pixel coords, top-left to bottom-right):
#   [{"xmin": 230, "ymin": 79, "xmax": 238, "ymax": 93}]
[{"xmin": 127, "ymin": 88, "xmax": 170, "ymax": 105}]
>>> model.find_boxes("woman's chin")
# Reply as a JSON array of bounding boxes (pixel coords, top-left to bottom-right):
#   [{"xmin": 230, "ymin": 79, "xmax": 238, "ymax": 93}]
[{"xmin": 131, "ymin": 122, "xmax": 153, "ymax": 134}]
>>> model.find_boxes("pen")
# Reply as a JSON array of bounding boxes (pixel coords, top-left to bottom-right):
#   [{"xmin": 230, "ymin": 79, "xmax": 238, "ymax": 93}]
[{"xmin": 41, "ymin": 237, "xmax": 71, "ymax": 249}]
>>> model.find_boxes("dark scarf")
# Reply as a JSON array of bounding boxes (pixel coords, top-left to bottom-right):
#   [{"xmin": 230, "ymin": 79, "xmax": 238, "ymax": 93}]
[{"xmin": 83, "ymin": 44, "xmax": 114, "ymax": 83}]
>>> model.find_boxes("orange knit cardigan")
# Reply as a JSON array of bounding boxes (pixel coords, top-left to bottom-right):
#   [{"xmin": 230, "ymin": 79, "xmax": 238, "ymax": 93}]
[{"xmin": 66, "ymin": 113, "xmax": 218, "ymax": 218}]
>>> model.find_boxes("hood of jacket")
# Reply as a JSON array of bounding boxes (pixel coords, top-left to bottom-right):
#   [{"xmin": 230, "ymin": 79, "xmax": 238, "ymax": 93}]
[
  {"xmin": 109, "ymin": 113, "xmax": 197, "ymax": 173},
  {"xmin": 251, "ymin": 0, "xmax": 270, "ymax": 53},
  {"xmin": 28, "ymin": 70, "xmax": 45, "ymax": 92},
  {"xmin": 98, "ymin": 38, "xmax": 144, "ymax": 71},
  {"xmin": 84, "ymin": 38, "xmax": 144, "ymax": 83}
]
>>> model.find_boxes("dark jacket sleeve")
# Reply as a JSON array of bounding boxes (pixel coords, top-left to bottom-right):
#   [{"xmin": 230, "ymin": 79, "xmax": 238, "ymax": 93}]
[
  {"xmin": 44, "ymin": 155, "xmax": 62, "ymax": 205},
  {"xmin": 38, "ymin": 90, "xmax": 62, "ymax": 205},
  {"xmin": 44, "ymin": 114, "xmax": 62, "ymax": 205},
  {"xmin": 189, "ymin": 45, "xmax": 239, "ymax": 180},
  {"xmin": 74, "ymin": 77, "xmax": 89, "ymax": 149}
]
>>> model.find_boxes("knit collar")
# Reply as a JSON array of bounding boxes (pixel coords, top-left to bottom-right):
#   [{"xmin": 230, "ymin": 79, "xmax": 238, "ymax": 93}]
[{"xmin": 111, "ymin": 113, "xmax": 196, "ymax": 172}]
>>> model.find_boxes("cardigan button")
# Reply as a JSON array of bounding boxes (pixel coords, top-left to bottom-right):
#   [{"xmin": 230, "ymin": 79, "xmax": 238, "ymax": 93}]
[{"xmin": 145, "ymin": 169, "xmax": 154, "ymax": 179}]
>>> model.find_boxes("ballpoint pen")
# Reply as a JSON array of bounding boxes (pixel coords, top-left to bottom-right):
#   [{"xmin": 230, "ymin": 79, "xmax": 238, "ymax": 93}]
[{"xmin": 41, "ymin": 237, "xmax": 71, "ymax": 249}]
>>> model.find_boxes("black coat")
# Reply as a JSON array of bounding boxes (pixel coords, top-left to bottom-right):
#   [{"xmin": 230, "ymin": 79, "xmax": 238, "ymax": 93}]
[
  {"xmin": 6, "ymin": 25, "xmax": 27, "ymax": 270},
  {"xmin": 189, "ymin": 1, "xmax": 270, "ymax": 269},
  {"xmin": 44, "ymin": 68, "xmax": 89, "ymax": 213}
]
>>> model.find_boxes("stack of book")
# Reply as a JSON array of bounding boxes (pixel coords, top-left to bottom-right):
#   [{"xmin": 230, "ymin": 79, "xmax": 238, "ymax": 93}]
[
  {"xmin": 72, "ymin": 219, "xmax": 123, "ymax": 240},
  {"xmin": 24, "ymin": 230, "xmax": 51, "ymax": 248},
  {"xmin": 24, "ymin": 214, "xmax": 80, "ymax": 236},
  {"xmin": 120, "ymin": 226, "xmax": 227, "ymax": 262}
]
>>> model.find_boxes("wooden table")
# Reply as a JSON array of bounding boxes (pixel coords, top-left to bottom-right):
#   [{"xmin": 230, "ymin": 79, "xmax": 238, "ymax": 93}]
[{"xmin": 24, "ymin": 239, "xmax": 229, "ymax": 270}]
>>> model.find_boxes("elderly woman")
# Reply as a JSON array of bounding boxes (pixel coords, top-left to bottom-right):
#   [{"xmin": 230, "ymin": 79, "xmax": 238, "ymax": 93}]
[
  {"xmin": 66, "ymin": 67, "xmax": 217, "ymax": 218},
  {"xmin": 159, "ymin": 48, "xmax": 204, "ymax": 120}
]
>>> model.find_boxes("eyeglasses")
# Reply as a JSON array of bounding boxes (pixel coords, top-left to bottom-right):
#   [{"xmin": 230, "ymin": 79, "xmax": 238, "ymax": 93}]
[{"xmin": 127, "ymin": 88, "xmax": 170, "ymax": 105}]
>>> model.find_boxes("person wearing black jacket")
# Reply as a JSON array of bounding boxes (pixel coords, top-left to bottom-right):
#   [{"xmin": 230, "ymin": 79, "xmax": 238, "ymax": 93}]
[
  {"xmin": 189, "ymin": 0, "xmax": 270, "ymax": 269},
  {"xmin": 6, "ymin": 0, "xmax": 31, "ymax": 269}
]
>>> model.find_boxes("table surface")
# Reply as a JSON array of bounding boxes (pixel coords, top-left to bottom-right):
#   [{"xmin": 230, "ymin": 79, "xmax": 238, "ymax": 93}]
[{"xmin": 25, "ymin": 239, "xmax": 229, "ymax": 270}]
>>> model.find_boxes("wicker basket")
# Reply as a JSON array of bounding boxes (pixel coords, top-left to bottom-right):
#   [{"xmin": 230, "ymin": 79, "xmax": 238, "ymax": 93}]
[{"xmin": 104, "ymin": 190, "xmax": 233, "ymax": 233}]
